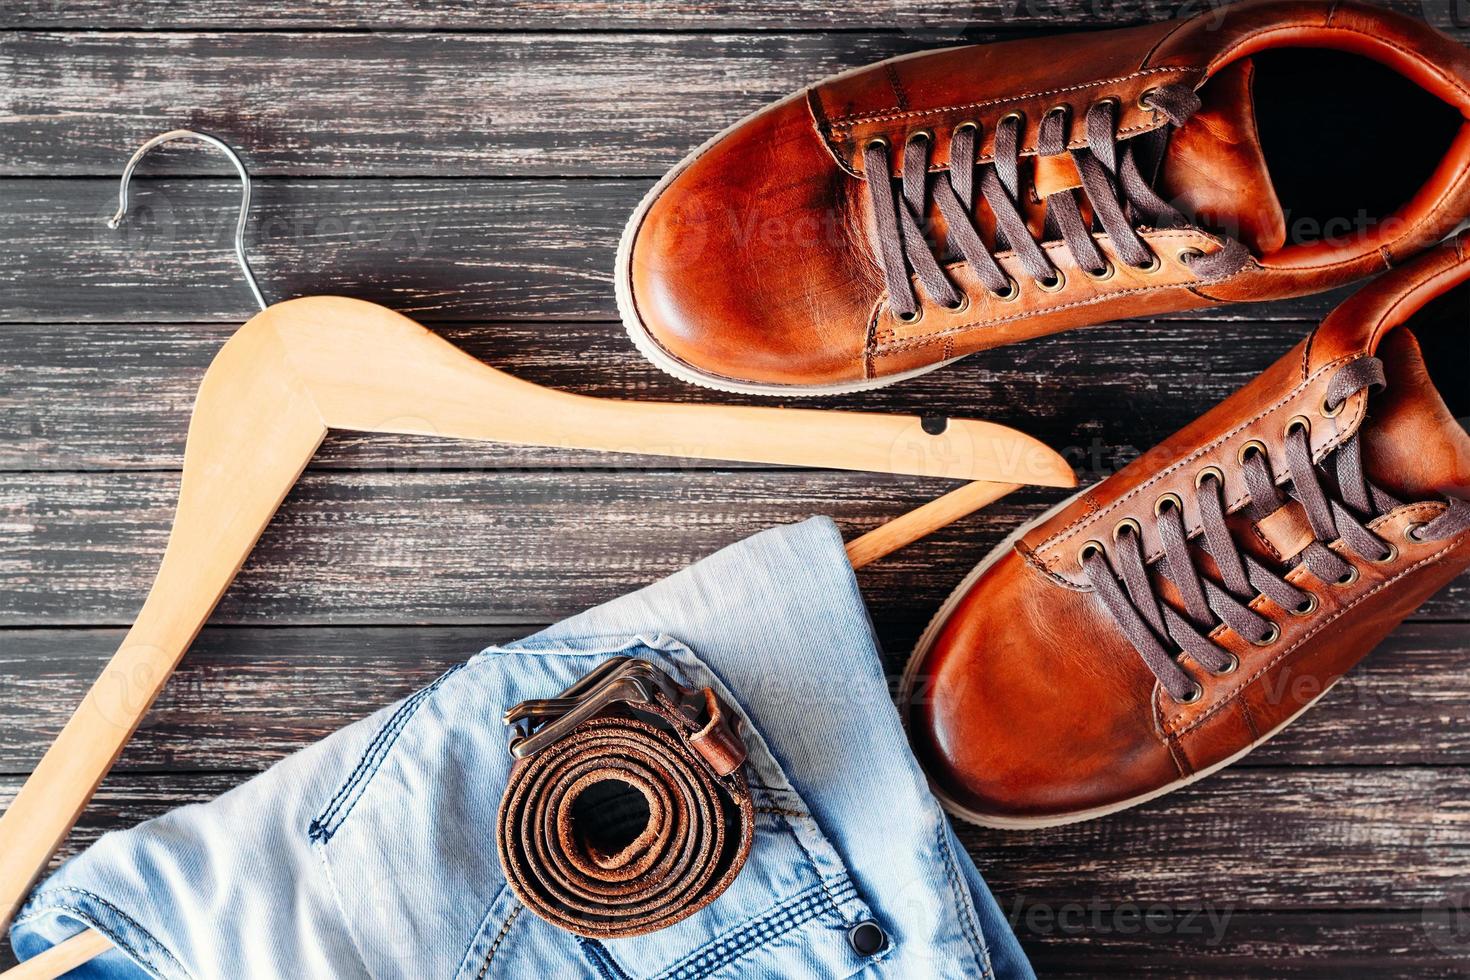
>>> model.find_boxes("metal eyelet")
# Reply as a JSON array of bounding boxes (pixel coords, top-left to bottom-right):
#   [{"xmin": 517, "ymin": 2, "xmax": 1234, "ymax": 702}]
[
  {"xmin": 1320, "ymin": 395, "xmax": 1344, "ymax": 419},
  {"xmin": 1085, "ymin": 260, "xmax": 1116, "ymax": 282},
  {"xmin": 864, "ymin": 136, "xmax": 890, "ymax": 152},
  {"xmin": 1405, "ymin": 522, "xmax": 1429, "ymax": 543},
  {"xmin": 1035, "ymin": 269, "xmax": 1067, "ymax": 293},
  {"xmin": 1092, "ymin": 96, "xmax": 1121, "ymax": 114},
  {"xmin": 953, "ymin": 120, "xmax": 980, "ymax": 137},
  {"xmin": 1154, "ymin": 492, "xmax": 1183, "ymax": 516},
  {"xmin": 1133, "ymin": 251, "xmax": 1162, "ymax": 274},
  {"xmin": 1177, "ymin": 247, "xmax": 1204, "ymax": 268},
  {"xmin": 943, "ymin": 294, "xmax": 971, "ymax": 315},
  {"xmin": 1138, "ymin": 88, "xmax": 1160, "ymax": 111},
  {"xmin": 1250, "ymin": 622, "xmax": 1281, "ymax": 647},
  {"xmin": 1043, "ymin": 105, "xmax": 1070, "ymax": 129},
  {"xmin": 1237, "ymin": 440, "xmax": 1268, "ymax": 465},
  {"xmin": 1077, "ymin": 539, "xmax": 1106, "ymax": 567},
  {"xmin": 1284, "ymin": 415, "xmax": 1311, "ymax": 439},
  {"xmin": 1177, "ymin": 683, "xmax": 1204, "ymax": 704},
  {"xmin": 1371, "ymin": 542, "xmax": 1399, "ymax": 565},
  {"xmin": 1291, "ymin": 593, "xmax": 1319, "ymax": 617},
  {"xmin": 998, "ymin": 111, "xmax": 1025, "ymax": 130},
  {"xmin": 1333, "ymin": 564, "xmax": 1360, "ymax": 588},
  {"xmin": 906, "ymin": 128, "xmax": 934, "ymax": 146},
  {"xmin": 896, "ymin": 308, "xmax": 923, "ymax": 324},
  {"xmin": 1113, "ymin": 517, "xmax": 1142, "ymax": 541},
  {"xmin": 1213, "ymin": 653, "xmax": 1240, "ymax": 676},
  {"xmin": 1195, "ymin": 465, "xmax": 1225, "ymax": 490},
  {"xmin": 993, "ymin": 278, "xmax": 1021, "ymax": 302}
]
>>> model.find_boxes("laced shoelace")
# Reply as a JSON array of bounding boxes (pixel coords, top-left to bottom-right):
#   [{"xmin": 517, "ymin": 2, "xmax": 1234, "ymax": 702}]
[
  {"xmin": 1078, "ymin": 357, "xmax": 1470, "ymax": 703},
  {"xmin": 862, "ymin": 84, "xmax": 1250, "ymax": 320}
]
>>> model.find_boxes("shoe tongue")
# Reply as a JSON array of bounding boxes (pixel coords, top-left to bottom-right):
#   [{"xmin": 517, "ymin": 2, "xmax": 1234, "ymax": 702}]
[
  {"xmin": 1359, "ymin": 328, "xmax": 1470, "ymax": 502},
  {"xmin": 1158, "ymin": 57, "xmax": 1287, "ymax": 255}
]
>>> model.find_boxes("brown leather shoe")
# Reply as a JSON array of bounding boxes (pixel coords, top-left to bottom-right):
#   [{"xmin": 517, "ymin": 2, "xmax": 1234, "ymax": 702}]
[
  {"xmin": 617, "ymin": 0, "xmax": 1470, "ymax": 395},
  {"xmin": 900, "ymin": 234, "xmax": 1470, "ymax": 828}
]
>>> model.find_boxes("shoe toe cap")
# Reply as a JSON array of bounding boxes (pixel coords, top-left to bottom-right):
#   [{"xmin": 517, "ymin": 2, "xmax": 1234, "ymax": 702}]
[
  {"xmin": 907, "ymin": 551, "xmax": 1182, "ymax": 825},
  {"xmin": 622, "ymin": 96, "xmax": 877, "ymax": 389}
]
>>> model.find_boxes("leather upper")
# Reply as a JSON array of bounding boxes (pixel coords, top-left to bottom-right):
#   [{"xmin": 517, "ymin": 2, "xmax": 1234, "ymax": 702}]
[
  {"xmin": 623, "ymin": 0, "xmax": 1470, "ymax": 389},
  {"xmin": 907, "ymin": 234, "xmax": 1470, "ymax": 821}
]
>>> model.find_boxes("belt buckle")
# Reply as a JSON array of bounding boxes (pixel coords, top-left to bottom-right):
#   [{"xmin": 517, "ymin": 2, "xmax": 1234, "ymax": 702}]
[{"xmin": 503, "ymin": 657, "xmax": 746, "ymax": 775}]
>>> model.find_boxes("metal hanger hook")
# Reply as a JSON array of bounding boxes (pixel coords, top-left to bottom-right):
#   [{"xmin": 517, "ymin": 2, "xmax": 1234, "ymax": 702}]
[{"xmin": 107, "ymin": 129, "xmax": 268, "ymax": 311}]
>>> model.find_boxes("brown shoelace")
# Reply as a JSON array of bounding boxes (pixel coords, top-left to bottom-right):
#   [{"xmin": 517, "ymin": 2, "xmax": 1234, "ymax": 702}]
[
  {"xmin": 1079, "ymin": 357, "xmax": 1470, "ymax": 703},
  {"xmin": 863, "ymin": 84, "xmax": 1249, "ymax": 320},
  {"xmin": 497, "ymin": 657, "xmax": 754, "ymax": 938}
]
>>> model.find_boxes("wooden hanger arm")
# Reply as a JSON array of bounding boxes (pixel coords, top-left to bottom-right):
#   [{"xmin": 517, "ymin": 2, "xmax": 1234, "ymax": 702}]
[{"xmin": 274, "ymin": 297, "xmax": 1075, "ymax": 487}]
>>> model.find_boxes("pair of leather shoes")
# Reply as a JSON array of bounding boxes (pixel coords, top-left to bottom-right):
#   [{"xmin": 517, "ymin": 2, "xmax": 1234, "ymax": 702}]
[{"xmin": 620, "ymin": 0, "xmax": 1470, "ymax": 825}]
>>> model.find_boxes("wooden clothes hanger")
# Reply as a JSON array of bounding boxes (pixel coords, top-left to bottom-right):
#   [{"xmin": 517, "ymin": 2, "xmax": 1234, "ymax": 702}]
[{"xmin": 0, "ymin": 132, "xmax": 1075, "ymax": 978}]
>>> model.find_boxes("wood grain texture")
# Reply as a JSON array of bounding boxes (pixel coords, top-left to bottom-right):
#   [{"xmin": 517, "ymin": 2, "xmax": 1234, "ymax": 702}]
[
  {"xmin": 0, "ymin": 178, "xmax": 1350, "ymax": 322},
  {"xmin": 0, "ymin": 319, "xmax": 1309, "ymax": 470},
  {"xmin": 0, "ymin": 0, "xmax": 1443, "ymax": 35},
  {"xmin": 0, "ymin": 623, "xmax": 1465, "ymax": 775},
  {"xmin": 4, "ymin": 470, "xmax": 1466, "ymax": 627}
]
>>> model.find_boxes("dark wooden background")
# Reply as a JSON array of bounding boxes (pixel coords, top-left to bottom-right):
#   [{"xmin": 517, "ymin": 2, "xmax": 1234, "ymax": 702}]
[{"xmin": 3, "ymin": 1, "xmax": 1469, "ymax": 975}]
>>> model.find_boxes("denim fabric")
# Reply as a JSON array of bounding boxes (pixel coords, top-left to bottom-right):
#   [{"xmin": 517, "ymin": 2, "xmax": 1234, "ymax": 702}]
[{"xmin": 12, "ymin": 517, "xmax": 1033, "ymax": 979}]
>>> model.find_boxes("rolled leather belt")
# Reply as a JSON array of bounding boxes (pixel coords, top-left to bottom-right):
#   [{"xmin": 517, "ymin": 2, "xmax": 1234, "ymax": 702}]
[{"xmin": 497, "ymin": 656, "xmax": 754, "ymax": 938}]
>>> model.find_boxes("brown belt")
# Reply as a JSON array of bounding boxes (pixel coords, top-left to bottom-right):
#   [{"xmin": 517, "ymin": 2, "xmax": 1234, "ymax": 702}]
[{"xmin": 496, "ymin": 656, "xmax": 755, "ymax": 938}]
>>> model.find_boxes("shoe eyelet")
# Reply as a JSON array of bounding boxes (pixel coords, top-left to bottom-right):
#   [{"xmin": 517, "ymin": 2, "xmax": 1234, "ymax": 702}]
[
  {"xmin": 1405, "ymin": 522, "xmax": 1428, "ymax": 543},
  {"xmin": 1043, "ymin": 104, "xmax": 1070, "ymax": 126},
  {"xmin": 1177, "ymin": 683, "xmax": 1204, "ymax": 705},
  {"xmin": 997, "ymin": 111, "xmax": 1025, "ymax": 133},
  {"xmin": 906, "ymin": 128, "xmax": 934, "ymax": 146},
  {"xmin": 953, "ymin": 120, "xmax": 980, "ymax": 137},
  {"xmin": 1112, "ymin": 517, "xmax": 1142, "ymax": 541},
  {"xmin": 1195, "ymin": 465, "xmax": 1225, "ymax": 490},
  {"xmin": 1133, "ymin": 251, "xmax": 1162, "ymax": 274},
  {"xmin": 1333, "ymin": 564, "xmax": 1360, "ymax": 588},
  {"xmin": 993, "ymin": 277, "xmax": 1021, "ymax": 302},
  {"xmin": 1291, "ymin": 593, "xmax": 1319, "ymax": 617},
  {"xmin": 1237, "ymin": 439, "xmax": 1268, "ymax": 466},
  {"xmin": 896, "ymin": 308, "xmax": 923, "ymax": 324},
  {"xmin": 1250, "ymin": 622, "xmax": 1281, "ymax": 647},
  {"xmin": 1035, "ymin": 269, "xmax": 1067, "ymax": 293},
  {"xmin": 1154, "ymin": 492, "xmax": 1183, "ymax": 516},
  {"xmin": 1077, "ymin": 539, "xmax": 1106, "ymax": 567},
  {"xmin": 1092, "ymin": 96, "xmax": 1121, "ymax": 114},
  {"xmin": 1085, "ymin": 260, "xmax": 1116, "ymax": 282},
  {"xmin": 1284, "ymin": 415, "xmax": 1311, "ymax": 439},
  {"xmin": 1320, "ymin": 395, "xmax": 1344, "ymax": 418},
  {"xmin": 1177, "ymin": 247, "xmax": 1204, "ymax": 268},
  {"xmin": 1213, "ymin": 653, "xmax": 1240, "ymax": 676},
  {"xmin": 1371, "ymin": 542, "xmax": 1399, "ymax": 565},
  {"xmin": 943, "ymin": 294, "xmax": 971, "ymax": 315},
  {"xmin": 864, "ymin": 136, "xmax": 890, "ymax": 152}
]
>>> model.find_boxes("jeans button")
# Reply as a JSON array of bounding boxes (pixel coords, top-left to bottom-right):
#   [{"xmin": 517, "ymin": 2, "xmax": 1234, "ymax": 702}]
[{"xmin": 847, "ymin": 920, "xmax": 887, "ymax": 956}]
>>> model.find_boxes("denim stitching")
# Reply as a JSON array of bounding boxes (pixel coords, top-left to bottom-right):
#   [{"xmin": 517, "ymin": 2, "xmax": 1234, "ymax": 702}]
[
  {"xmin": 577, "ymin": 937, "xmax": 634, "ymax": 980},
  {"xmin": 18, "ymin": 886, "xmax": 192, "ymax": 979},
  {"xmin": 762, "ymin": 807, "xmax": 849, "ymax": 917},
  {"xmin": 474, "ymin": 906, "xmax": 522, "ymax": 980},
  {"xmin": 656, "ymin": 879, "xmax": 857, "ymax": 980},
  {"xmin": 308, "ymin": 663, "xmax": 464, "ymax": 842},
  {"xmin": 937, "ymin": 823, "xmax": 994, "ymax": 980}
]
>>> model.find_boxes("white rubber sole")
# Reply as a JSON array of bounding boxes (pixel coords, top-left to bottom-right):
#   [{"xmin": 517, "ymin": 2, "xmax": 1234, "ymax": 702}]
[
  {"xmin": 613, "ymin": 47, "xmax": 970, "ymax": 397},
  {"xmin": 899, "ymin": 489, "xmax": 1340, "ymax": 830}
]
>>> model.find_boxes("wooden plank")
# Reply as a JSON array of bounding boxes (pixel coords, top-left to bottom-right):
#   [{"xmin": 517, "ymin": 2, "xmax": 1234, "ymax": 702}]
[
  {"xmin": 1021, "ymin": 911, "xmax": 1470, "ymax": 978},
  {"xmin": 962, "ymin": 766, "xmax": 1470, "ymax": 907},
  {"xmin": 1, "ymin": 766, "xmax": 1467, "ymax": 906},
  {"xmin": 0, "ymin": 31, "xmax": 980, "ymax": 178},
  {"xmin": 0, "ymin": 319, "xmax": 1309, "ymax": 470},
  {"xmin": 0, "ymin": 623, "xmax": 1464, "ymax": 775},
  {"xmin": 0, "ymin": 177, "xmax": 1351, "ymax": 322},
  {"xmin": 5, "ymin": 470, "xmax": 1466, "ymax": 627},
  {"xmin": 0, "ymin": 1, "xmax": 1440, "ymax": 37}
]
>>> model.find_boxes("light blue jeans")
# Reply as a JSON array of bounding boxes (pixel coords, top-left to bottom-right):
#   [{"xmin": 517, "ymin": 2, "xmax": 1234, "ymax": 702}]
[{"xmin": 13, "ymin": 518, "xmax": 1033, "ymax": 979}]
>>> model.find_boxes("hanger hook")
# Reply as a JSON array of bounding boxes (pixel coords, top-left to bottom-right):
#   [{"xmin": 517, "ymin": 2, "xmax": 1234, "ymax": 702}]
[{"xmin": 107, "ymin": 129, "xmax": 268, "ymax": 311}]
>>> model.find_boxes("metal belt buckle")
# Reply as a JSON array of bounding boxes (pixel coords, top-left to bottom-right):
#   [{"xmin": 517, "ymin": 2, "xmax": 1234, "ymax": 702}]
[{"xmin": 503, "ymin": 655, "xmax": 747, "ymax": 776}]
